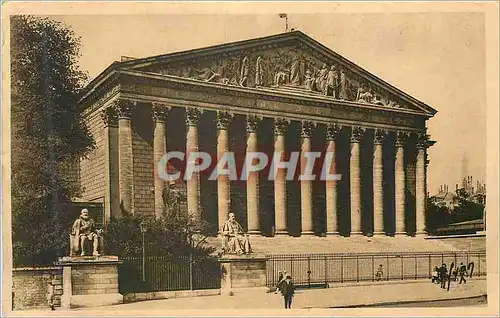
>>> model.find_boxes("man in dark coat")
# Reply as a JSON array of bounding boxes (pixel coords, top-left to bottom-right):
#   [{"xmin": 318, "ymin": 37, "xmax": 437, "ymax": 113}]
[
  {"xmin": 439, "ymin": 264, "xmax": 448, "ymax": 289},
  {"xmin": 458, "ymin": 262, "xmax": 468, "ymax": 284},
  {"xmin": 280, "ymin": 275, "xmax": 295, "ymax": 309}
]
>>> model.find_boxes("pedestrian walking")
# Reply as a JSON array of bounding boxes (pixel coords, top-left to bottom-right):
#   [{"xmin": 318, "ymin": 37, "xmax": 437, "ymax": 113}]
[
  {"xmin": 458, "ymin": 262, "xmax": 468, "ymax": 284},
  {"xmin": 375, "ymin": 264, "xmax": 384, "ymax": 281},
  {"xmin": 280, "ymin": 275, "xmax": 295, "ymax": 309},
  {"xmin": 439, "ymin": 263, "xmax": 448, "ymax": 289}
]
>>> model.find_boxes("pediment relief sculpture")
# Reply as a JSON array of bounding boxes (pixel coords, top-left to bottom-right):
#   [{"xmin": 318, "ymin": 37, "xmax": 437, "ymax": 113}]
[{"xmin": 140, "ymin": 46, "xmax": 407, "ymax": 110}]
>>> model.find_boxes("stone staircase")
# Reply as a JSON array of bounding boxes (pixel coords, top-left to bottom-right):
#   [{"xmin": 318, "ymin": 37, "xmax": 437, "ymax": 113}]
[{"xmin": 206, "ymin": 235, "xmax": 461, "ymax": 256}]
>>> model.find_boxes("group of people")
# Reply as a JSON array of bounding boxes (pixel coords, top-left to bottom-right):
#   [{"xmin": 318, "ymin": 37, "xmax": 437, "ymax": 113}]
[
  {"xmin": 431, "ymin": 262, "xmax": 469, "ymax": 289},
  {"xmin": 275, "ymin": 270, "xmax": 296, "ymax": 309}
]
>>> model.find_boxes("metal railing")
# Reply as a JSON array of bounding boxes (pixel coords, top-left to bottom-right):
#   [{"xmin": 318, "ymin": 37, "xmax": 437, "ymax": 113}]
[
  {"xmin": 266, "ymin": 251, "xmax": 486, "ymax": 288},
  {"xmin": 119, "ymin": 255, "xmax": 221, "ymax": 294}
]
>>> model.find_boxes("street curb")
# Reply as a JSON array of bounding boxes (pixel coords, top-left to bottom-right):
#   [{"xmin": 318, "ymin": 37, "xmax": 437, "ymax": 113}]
[{"xmin": 315, "ymin": 294, "xmax": 488, "ymax": 309}]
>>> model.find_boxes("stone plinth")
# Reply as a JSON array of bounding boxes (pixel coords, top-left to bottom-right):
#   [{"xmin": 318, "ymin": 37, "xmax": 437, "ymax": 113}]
[
  {"xmin": 218, "ymin": 255, "xmax": 268, "ymax": 294},
  {"xmin": 56, "ymin": 256, "xmax": 123, "ymax": 309}
]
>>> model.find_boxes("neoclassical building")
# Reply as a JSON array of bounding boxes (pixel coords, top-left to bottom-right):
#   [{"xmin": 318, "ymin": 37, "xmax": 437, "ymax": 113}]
[{"xmin": 78, "ymin": 31, "xmax": 436, "ymax": 237}]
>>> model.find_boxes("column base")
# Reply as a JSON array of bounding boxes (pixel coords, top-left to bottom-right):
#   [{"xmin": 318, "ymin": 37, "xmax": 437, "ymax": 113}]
[
  {"xmin": 415, "ymin": 231, "xmax": 428, "ymax": 237},
  {"xmin": 349, "ymin": 231, "xmax": 363, "ymax": 236},
  {"xmin": 326, "ymin": 231, "xmax": 340, "ymax": 236},
  {"xmin": 300, "ymin": 231, "xmax": 315, "ymax": 236},
  {"xmin": 395, "ymin": 231, "xmax": 409, "ymax": 236},
  {"xmin": 372, "ymin": 231, "xmax": 386, "ymax": 236},
  {"xmin": 274, "ymin": 231, "xmax": 289, "ymax": 236},
  {"xmin": 247, "ymin": 230, "xmax": 262, "ymax": 236}
]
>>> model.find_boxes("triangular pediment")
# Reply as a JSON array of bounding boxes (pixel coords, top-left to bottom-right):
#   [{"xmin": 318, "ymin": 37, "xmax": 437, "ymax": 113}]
[{"xmin": 114, "ymin": 31, "xmax": 436, "ymax": 115}]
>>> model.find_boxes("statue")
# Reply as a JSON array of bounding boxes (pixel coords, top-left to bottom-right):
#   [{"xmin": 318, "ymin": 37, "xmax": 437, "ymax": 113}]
[
  {"xmin": 356, "ymin": 86, "xmax": 373, "ymax": 103},
  {"xmin": 193, "ymin": 66, "xmax": 221, "ymax": 83},
  {"xmin": 339, "ymin": 69, "xmax": 349, "ymax": 100},
  {"xmin": 274, "ymin": 67, "xmax": 289, "ymax": 86},
  {"xmin": 304, "ymin": 70, "xmax": 315, "ymax": 91},
  {"xmin": 70, "ymin": 209, "xmax": 101, "ymax": 257},
  {"xmin": 326, "ymin": 65, "xmax": 338, "ymax": 97},
  {"xmin": 162, "ymin": 181, "xmax": 185, "ymax": 216},
  {"xmin": 289, "ymin": 55, "xmax": 301, "ymax": 85},
  {"xmin": 221, "ymin": 213, "xmax": 252, "ymax": 255},
  {"xmin": 239, "ymin": 56, "xmax": 249, "ymax": 87},
  {"xmin": 255, "ymin": 56, "xmax": 264, "ymax": 86},
  {"xmin": 315, "ymin": 63, "xmax": 329, "ymax": 94}
]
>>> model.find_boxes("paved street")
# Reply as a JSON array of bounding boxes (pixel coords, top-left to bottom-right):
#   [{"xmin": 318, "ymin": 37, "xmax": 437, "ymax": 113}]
[
  {"xmin": 11, "ymin": 278, "xmax": 486, "ymax": 316},
  {"xmin": 88, "ymin": 278, "xmax": 486, "ymax": 311}
]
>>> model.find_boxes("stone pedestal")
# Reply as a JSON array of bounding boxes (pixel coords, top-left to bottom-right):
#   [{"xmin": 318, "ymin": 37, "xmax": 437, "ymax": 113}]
[
  {"xmin": 57, "ymin": 256, "xmax": 123, "ymax": 309},
  {"xmin": 218, "ymin": 255, "xmax": 268, "ymax": 295}
]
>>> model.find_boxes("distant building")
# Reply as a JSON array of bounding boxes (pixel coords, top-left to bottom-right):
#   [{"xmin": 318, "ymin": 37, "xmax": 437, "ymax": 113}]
[
  {"xmin": 430, "ymin": 176, "xmax": 486, "ymax": 210},
  {"xmin": 430, "ymin": 184, "xmax": 457, "ymax": 210}
]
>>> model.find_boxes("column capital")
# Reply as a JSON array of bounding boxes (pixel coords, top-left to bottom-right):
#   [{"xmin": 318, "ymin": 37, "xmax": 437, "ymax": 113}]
[
  {"xmin": 416, "ymin": 132, "xmax": 429, "ymax": 149},
  {"xmin": 152, "ymin": 104, "xmax": 171, "ymax": 123},
  {"xmin": 326, "ymin": 123, "xmax": 342, "ymax": 141},
  {"xmin": 350, "ymin": 126, "xmax": 365, "ymax": 143},
  {"xmin": 301, "ymin": 121, "xmax": 316, "ymax": 138},
  {"xmin": 395, "ymin": 131, "xmax": 410, "ymax": 147},
  {"xmin": 246, "ymin": 115, "xmax": 262, "ymax": 133},
  {"xmin": 216, "ymin": 111, "xmax": 234, "ymax": 130},
  {"xmin": 374, "ymin": 128, "xmax": 388, "ymax": 145},
  {"xmin": 274, "ymin": 118, "xmax": 290, "ymax": 136},
  {"xmin": 115, "ymin": 99, "xmax": 135, "ymax": 119},
  {"xmin": 185, "ymin": 108, "xmax": 202, "ymax": 126},
  {"xmin": 100, "ymin": 105, "xmax": 118, "ymax": 128}
]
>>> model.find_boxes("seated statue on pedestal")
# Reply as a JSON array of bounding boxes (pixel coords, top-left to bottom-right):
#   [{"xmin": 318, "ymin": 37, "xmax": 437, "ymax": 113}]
[
  {"xmin": 221, "ymin": 213, "xmax": 252, "ymax": 255},
  {"xmin": 70, "ymin": 208, "xmax": 102, "ymax": 256}
]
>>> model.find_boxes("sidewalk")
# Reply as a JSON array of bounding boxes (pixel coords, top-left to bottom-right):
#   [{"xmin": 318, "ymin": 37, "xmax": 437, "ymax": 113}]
[
  {"xmin": 90, "ymin": 278, "xmax": 487, "ymax": 311},
  {"xmin": 11, "ymin": 278, "xmax": 486, "ymax": 315}
]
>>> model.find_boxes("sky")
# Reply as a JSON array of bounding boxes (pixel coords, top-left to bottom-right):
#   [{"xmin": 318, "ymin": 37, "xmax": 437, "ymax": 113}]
[{"xmin": 51, "ymin": 13, "xmax": 486, "ymax": 195}]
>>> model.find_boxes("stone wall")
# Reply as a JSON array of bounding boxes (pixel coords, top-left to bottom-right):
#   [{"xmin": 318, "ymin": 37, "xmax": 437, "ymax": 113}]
[
  {"xmin": 80, "ymin": 110, "xmax": 106, "ymax": 201},
  {"xmin": 71, "ymin": 264, "xmax": 119, "ymax": 295},
  {"xmin": 12, "ymin": 267, "xmax": 63, "ymax": 310}
]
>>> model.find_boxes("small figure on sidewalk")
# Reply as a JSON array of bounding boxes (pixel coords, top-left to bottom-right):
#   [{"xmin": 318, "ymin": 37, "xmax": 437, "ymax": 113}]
[
  {"xmin": 431, "ymin": 266, "xmax": 440, "ymax": 284},
  {"xmin": 458, "ymin": 262, "xmax": 468, "ymax": 284},
  {"xmin": 439, "ymin": 263, "xmax": 448, "ymax": 289},
  {"xmin": 375, "ymin": 264, "xmax": 384, "ymax": 281},
  {"xmin": 47, "ymin": 282, "xmax": 55, "ymax": 311},
  {"xmin": 280, "ymin": 275, "xmax": 295, "ymax": 309},
  {"xmin": 275, "ymin": 270, "xmax": 285, "ymax": 294}
]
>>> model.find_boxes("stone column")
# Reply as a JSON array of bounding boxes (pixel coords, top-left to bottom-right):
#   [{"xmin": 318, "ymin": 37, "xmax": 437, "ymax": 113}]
[
  {"xmin": 350, "ymin": 126, "xmax": 364, "ymax": 236},
  {"xmin": 116, "ymin": 100, "xmax": 135, "ymax": 214},
  {"xmin": 415, "ymin": 132, "xmax": 428, "ymax": 235},
  {"xmin": 101, "ymin": 106, "xmax": 120, "ymax": 225},
  {"xmin": 246, "ymin": 115, "xmax": 261, "ymax": 235},
  {"xmin": 325, "ymin": 123, "xmax": 342, "ymax": 236},
  {"xmin": 153, "ymin": 104, "xmax": 170, "ymax": 219},
  {"xmin": 186, "ymin": 108, "xmax": 202, "ymax": 222},
  {"xmin": 373, "ymin": 129, "xmax": 386, "ymax": 236},
  {"xmin": 300, "ymin": 121, "xmax": 315, "ymax": 235},
  {"xmin": 274, "ymin": 118, "xmax": 289, "ymax": 235},
  {"xmin": 217, "ymin": 111, "xmax": 233, "ymax": 232},
  {"xmin": 395, "ymin": 131, "xmax": 408, "ymax": 235}
]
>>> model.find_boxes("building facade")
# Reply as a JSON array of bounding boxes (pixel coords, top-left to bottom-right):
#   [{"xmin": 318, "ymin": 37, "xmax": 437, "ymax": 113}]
[{"xmin": 78, "ymin": 31, "xmax": 437, "ymax": 237}]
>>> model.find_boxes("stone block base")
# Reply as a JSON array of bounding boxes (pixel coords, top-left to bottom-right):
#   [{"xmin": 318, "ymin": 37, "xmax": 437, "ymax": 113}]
[
  {"xmin": 64, "ymin": 293, "xmax": 123, "ymax": 309},
  {"xmin": 218, "ymin": 255, "xmax": 268, "ymax": 295},
  {"xmin": 57, "ymin": 255, "xmax": 123, "ymax": 309}
]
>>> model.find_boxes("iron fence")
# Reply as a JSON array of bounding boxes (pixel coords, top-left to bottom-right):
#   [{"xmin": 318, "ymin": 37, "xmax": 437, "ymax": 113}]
[
  {"xmin": 119, "ymin": 254, "xmax": 221, "ymax": 294},
  {"xmin": 266, "ymin": 251, "xmax": 486, "ymax": 288}
]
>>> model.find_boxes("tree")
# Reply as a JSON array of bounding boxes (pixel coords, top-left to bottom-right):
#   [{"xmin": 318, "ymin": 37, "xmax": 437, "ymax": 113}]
[
  {"xmin": 11, "ymin": 16, "xmax": 95, "ymax": 265},
  {"xmin": 104, "ymin": 207, "xmax": 216, "ymax": 258},
  {"xmin": 425, "ymin": 198, "xmax": 450, "ymax": 234}
]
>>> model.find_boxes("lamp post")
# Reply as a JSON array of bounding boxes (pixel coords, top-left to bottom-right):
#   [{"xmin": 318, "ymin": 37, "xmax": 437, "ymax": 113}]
[{"xmin": 140, "ymin": 221, "xmax": 146, "ymax": 282}]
